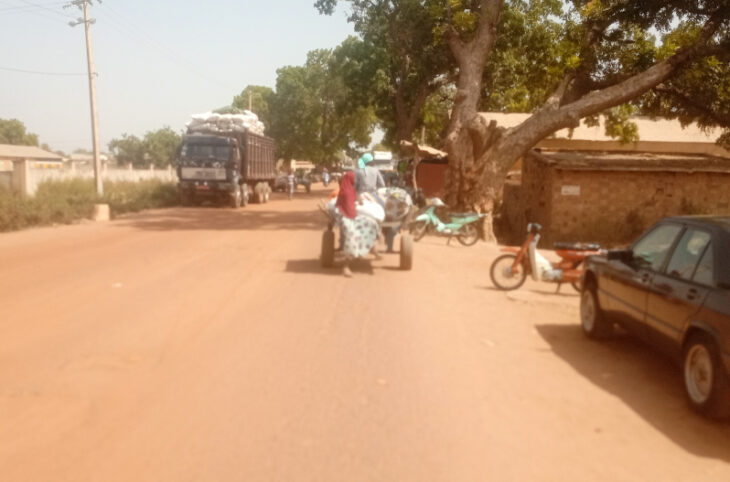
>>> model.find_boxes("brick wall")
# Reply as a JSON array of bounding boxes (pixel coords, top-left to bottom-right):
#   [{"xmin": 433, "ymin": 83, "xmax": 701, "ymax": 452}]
[{"xmin": 546, "ymin": 169, "xmax": 730, "ymax": 246}]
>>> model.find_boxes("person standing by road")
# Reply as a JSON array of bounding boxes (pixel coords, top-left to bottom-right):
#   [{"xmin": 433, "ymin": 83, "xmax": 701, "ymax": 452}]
[
  {"xmin": 322, "ymin": 168, "xmax": 331, "ymax": 187},
  {"xmin": 287, "ymin": 170, "xmax": 296, "ymax": 200},
  {"xmin": 355, "ymin": 153, "xmax": 385, "ymax": 196}
]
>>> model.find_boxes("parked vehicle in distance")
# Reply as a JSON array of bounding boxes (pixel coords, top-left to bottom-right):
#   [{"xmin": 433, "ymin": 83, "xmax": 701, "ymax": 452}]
[
  {"xmin": 177, "ymin": 129, "xmax": 276, "ymax": 207},
  {"xmin": 295, "ymin": 169, "xmax": 311, "ymax": 193},
  {"xmin": 490, "ymin": 223, "xmax": 603, "ymax": 292},
  {"xmin": 410, "ymin": 198, "xmax": 483, "ymax": 246},
  {"xmin": 274, "ymin": 173, "xmax": 288, "ymax": 192},
  {"xmin": 581, "ymin": 216, "xmax": 730, "ymax": 418}
]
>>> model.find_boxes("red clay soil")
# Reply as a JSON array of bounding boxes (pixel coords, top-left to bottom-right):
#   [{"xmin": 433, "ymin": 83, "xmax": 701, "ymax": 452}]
[{"xmin": 1, "ymin": 186, "xmax": 729, "ymax": 481}]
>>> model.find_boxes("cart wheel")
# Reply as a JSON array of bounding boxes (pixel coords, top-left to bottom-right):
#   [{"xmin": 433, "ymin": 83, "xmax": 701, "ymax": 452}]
[
  {"xmin": 321, "ymin": 230, "xmax": 335, "ymax": 268},
  {"xmin": 400, "ymin": 234, "xmax": 413, "ymax": 270}
]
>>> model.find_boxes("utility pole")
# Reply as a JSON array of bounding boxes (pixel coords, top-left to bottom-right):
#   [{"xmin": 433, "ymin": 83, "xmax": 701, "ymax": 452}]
[
  {"xmin": 248, "ymin": 92, "xmax": 253, "ymax": 111},
  {"xmin": 67, "ymin": 0, "xmax": 103, "ymax": 196}
]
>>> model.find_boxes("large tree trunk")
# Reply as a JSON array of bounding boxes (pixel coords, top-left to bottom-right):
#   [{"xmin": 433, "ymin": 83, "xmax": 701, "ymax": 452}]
[
  {"xmin": 444, "ymin": 0, "xmax": 725, "ymax": 242},
  {"xmin": 443, "ymin": 0, "xmax": 503, "ymax": 240}
]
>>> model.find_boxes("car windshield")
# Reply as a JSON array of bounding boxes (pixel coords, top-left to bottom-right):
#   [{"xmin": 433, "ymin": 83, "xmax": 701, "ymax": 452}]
[
  {"xmin": 632, "ymin": 224, "xmax": 683, "ymax": 271},
  {"xmin": 181, "ymin": 143, "xmax": 231, "ymax": 161}
]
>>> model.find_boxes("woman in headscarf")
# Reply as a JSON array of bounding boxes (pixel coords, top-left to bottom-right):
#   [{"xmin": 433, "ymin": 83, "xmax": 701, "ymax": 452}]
[{"xmin": 336, "ymin": 171, "xmax": 380, "ymax": 277}]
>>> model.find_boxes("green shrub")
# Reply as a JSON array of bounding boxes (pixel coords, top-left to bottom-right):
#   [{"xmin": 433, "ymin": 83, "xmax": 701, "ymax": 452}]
[{"xmin": 0, "ymin": 179, "xmax": 179, "ymax": 232}]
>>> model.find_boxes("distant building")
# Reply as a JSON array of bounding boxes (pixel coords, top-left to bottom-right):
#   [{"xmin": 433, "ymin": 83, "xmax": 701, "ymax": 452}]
[
  {"xmin": 0, "ymin": 144, "xmax": 65, "ymax": 193},
  {"xmin": 0, "ymin": 144, "xmax": 64, "ymax": 169}
]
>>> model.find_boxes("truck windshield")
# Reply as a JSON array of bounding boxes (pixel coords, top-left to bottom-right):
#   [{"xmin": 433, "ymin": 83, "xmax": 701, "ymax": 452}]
[{"xmin": 181, "ymin": 144, "xmax": 231, "ymax": 161}]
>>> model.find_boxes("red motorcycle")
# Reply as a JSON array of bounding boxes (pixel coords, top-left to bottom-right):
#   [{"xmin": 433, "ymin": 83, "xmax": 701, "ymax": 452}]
[{"xmin": 490, "ymin": 223, "xmax": 603, "ymax": 292}]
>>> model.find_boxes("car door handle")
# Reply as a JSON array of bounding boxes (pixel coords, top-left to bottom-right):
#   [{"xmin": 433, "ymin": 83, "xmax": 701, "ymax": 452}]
[{"xmin": 687, "ymin": 288, "xmax": 699, "ymax": 301}]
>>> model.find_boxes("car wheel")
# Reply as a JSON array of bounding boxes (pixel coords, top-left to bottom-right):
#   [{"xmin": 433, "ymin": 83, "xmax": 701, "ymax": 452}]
[
  {"xmin": 683, "ymin": 334, "xmax": 730, "ymax": 419},
  {"xmin": 489, "ymin": 254, "xmax": 527, "ymax": 291},
  {"xmin": 580, "ymin": 284, "xmax": 613, "ymax": 339}
]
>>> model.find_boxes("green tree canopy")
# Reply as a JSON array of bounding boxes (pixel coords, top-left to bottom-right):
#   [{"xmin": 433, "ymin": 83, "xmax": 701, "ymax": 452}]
[
  {"xmin": 143, "ymin": 127, "xmax": 182, "ymax": 168},
  {"xmin": 108, "ymin": 134, "xmax": 145, "ymax": 167},
  {"xmin": 269, "ymin": 48, "xmax": 376, "ymax": 164},
  {"xmin": 109, "ymin": 128, "xmax": 181, "ymax": 168},
  {"xmin": 0, "ymin": 118, "xmax": 39, "ymax": 146}
]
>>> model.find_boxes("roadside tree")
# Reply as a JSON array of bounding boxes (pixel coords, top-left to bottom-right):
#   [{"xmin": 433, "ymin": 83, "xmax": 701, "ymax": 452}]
[
  {"xmin": 108, "ymin": 134, "xmax": 145, "ymax": 167},
  {"xmin": 0, "ymin": 118, "xmax": 39, "ymax": 146},
  {"xmin": 319, "ymin": 0, "xmax": 730, "ymax": 239},
  {"xmin": 143, "ymin": 127, "xmax": 182, "ymax": 168},
  {"xmin": 269, "ymin": 48, "xmax": 375, "ymax": 164}
]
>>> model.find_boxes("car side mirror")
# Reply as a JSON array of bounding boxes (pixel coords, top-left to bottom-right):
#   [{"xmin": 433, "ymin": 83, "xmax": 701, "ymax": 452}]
[{"xmin": 608, "ymin": 249, "xmax": 634, "ymax": 265}]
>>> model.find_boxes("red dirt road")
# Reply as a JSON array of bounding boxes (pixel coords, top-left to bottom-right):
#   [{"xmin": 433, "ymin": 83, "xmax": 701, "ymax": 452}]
[{"xmin": 1, "ymin": 187, "xmax": 729, "ymax": 481}]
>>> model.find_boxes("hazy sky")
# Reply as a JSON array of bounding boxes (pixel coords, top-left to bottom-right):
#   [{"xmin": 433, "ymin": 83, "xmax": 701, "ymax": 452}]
[{"xmin": 0, "ymin": 0, "xmax": 356, "ymax": 153}]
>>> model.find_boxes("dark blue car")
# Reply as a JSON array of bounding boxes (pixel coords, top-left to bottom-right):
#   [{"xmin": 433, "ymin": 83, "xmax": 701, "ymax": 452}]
[{"xmin": 581, "ymin": 216, "xmax": 730, "ymax": 418}]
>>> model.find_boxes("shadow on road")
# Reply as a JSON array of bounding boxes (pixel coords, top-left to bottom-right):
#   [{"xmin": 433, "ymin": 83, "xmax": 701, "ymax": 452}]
[
  {"xmin": 285, "ymin": 258, "xmax": 374, "ymax": 276},
  {"xmin": 536, "ymin": 324, "xmax": 730, "ymax": 461},
  {"xmin": 117, "ymin": 203, "xmax": 324, "ymax": 232}
]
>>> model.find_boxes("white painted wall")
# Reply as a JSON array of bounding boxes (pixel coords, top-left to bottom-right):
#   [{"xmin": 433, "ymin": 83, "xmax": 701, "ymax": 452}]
[{"xmin": 23, "ymin": 166, "xmax": 177, "ymax": 196}]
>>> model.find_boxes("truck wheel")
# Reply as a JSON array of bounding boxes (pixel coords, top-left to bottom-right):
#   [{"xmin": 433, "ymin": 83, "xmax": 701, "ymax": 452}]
[
  {"xmin": 683, "ymin": 333, "xmax": 730, "ymax": 419},
  {"xmin": 321, "ymin": 230, "xmax": 335, "ymax": 268},
  {"xmin": 180, "ymin": 191, "xmax": 192, "ymax": 207},
  {"xmin": 400, "ymin": 234, "xmax": 413, "ymax": 270},
  {"xmin": 229, "ymin": 186, "xmax": 242, "ymax": 208},
  {"xmin": 241, "ymin": 184, "xmax": 249, "ymax": 207}
]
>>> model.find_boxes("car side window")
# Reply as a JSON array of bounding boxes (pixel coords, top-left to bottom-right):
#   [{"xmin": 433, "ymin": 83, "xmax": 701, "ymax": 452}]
[
  {"xmin": 665, "ymin": 229, "xmax": 712, "ymax": 280},
  {"xmin": 692, "ymin": 242, "xmax": 715, "ymax": 287},
  {"xmin": 632, "ymin": 224, "xmax": 683, "ymax": 271}
]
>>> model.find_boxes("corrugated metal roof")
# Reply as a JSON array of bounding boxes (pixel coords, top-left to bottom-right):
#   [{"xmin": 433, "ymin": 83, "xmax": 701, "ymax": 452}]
[
  {"xmin": 530, "ymin": 150, "xmax": 730, "ymax": 173},
  {"xmin": 479, "ymin": 113, "xmax": 725, "ymax": 144},
  {"xmin": 0, "ymin": 144, "xmax": 63, "ymax": 161}
]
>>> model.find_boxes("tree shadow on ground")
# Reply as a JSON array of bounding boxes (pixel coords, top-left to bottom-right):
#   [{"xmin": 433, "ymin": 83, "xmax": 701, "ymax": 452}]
[
  {"xmin": 536, "ymin": 324, "xmax": 730, "ymax": 461},
  {"xmin": 115, "ymin": 204, "xmax": 325, "ymax": 232},
  {"xmin": 285, "ymin": 258, "xmax": 375, "ymax": 276}
]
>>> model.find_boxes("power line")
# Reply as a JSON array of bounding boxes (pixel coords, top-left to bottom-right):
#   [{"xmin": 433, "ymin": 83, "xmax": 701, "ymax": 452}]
[
  {"xmin": 0, "ymin": 65, "xmax": 90, "ymax": 76},
  {"xmin": 95, "ymin": 3, "xmax": 239, "ymax": 92}
]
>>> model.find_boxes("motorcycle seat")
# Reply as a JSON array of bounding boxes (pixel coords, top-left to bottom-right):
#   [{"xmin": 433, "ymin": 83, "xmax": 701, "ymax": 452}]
[{"xmin": 554, "ymin": 242, "xmax": 601, "ymax": 251}]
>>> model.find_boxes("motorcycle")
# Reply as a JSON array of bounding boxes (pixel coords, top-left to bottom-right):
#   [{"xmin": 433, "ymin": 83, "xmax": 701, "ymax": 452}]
[
  {"xmin": 490, "ymin": 223, "xmax": 603, "ymax": 292},
  {"xmin": 410, "ymin": 198, "xmax": 484, "ymax": 246}
]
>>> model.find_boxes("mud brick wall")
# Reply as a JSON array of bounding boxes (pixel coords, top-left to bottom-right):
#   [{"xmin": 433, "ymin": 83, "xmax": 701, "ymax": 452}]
[{"xmin": 546, "ymin": 169, "xmax": 730, "ymax": 246}]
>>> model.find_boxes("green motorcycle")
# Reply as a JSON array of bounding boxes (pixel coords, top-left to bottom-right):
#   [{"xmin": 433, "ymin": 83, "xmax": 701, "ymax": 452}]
[{"xmin": 410, "ymin": 198, "xmax": 484, "ymax": 246}]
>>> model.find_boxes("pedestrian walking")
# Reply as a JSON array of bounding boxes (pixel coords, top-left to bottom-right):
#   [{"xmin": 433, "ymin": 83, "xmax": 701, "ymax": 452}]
[{"xmin": 287, "ymin": 170, "xmax": 296, "ymax": 200}]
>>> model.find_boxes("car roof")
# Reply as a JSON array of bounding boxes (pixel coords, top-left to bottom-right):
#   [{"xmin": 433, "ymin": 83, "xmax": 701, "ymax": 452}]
[{"xmin": 665, "ymin": 215, "xmax": 730, "ymax": 232}]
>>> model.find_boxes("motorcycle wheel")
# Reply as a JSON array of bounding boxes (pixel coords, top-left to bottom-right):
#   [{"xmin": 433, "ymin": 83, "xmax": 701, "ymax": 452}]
[
  {"xmin": 490, "ymin": 254, "xmax": 527, "ymax": 291},
  {"xmin": 457, "ymin": 223, "xmax": 479, "ymax": 246},
  {"xmin": 411, "ymin": 221, "xmax": 428, "ymax": 241}
]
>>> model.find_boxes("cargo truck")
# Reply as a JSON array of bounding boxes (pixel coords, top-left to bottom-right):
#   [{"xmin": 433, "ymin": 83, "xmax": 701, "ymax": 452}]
[{"xmin": 177, "ymin": 129, "xmax": 277, "ymax": 207}]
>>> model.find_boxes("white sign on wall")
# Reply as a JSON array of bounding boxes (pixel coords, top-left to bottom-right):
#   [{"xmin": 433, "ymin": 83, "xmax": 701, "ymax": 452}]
[{"xmin": 561, "ymin": 185, "xmax": 581, "ymax": 196}]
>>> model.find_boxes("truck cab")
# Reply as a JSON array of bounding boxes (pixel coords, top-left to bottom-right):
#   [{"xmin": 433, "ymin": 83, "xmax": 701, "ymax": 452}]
[{"xmin": 178, "ymin": 134, "xmax": 244, "ymax": 207}]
